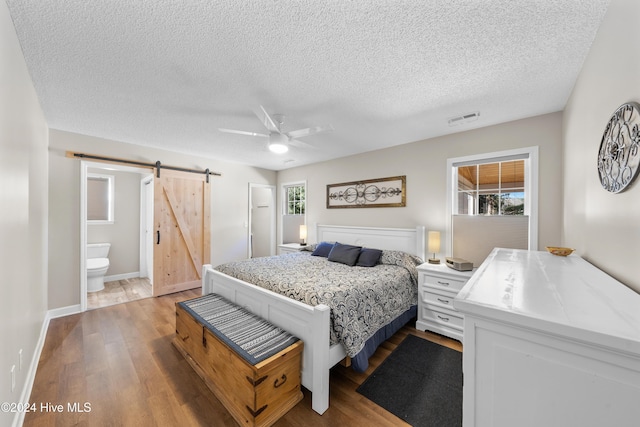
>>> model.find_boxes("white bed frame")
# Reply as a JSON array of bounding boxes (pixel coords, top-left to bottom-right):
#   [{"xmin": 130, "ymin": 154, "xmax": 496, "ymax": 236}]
[{"xmin": 201, "ymin": 224, "xmax": 425, "ymax": 415}]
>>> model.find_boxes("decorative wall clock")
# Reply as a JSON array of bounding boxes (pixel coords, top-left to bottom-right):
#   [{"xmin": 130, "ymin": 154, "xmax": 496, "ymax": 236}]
[{"xmin": 597, "ymin": 102, "xmax": 640, "ymax": 193}]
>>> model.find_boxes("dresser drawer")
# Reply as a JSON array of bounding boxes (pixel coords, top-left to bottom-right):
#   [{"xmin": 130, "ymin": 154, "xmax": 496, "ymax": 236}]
[
  {"xmin": 420, "ymin": 305, "xmax": 464, "ymax": 330},
  {"xmin": 421, "ymin": 273, "xmax": 467, "ymax": 293}
]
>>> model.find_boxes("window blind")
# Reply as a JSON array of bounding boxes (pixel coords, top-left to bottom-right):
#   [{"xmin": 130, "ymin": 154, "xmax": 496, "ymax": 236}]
[{"xmin": 452, "ymin": 215, "xmax": 529, "ymax": 266}]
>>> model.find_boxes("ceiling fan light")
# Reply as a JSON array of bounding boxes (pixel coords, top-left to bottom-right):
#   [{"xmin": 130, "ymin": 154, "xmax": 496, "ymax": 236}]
[
  {"xmin": 268, "ymin": 132, "xmax": 289, "ymax": 153},
  {"xmin": 269, "ymin": 142, "xmax": 288, "ymax": 154}
]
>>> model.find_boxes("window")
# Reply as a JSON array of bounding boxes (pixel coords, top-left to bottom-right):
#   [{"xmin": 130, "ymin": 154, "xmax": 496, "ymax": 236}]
[
  {"xmin": 446, "ymin": 147, "xmax": 538, "ymax": 266},
  {"xmin": 281, "ymin": 182, "xmax": 306, "ymax": 245},
  {"xmin": 285, "ymin": 184, "xmax": 305, "ymax": 215},
  {"xmin": 456, "ymin": 160, "xmax": 525, "ymax": 216}
]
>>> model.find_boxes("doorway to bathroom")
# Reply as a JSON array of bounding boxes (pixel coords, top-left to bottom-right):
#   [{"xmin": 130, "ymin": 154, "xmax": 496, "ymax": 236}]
[{"xmin": 81, "ymin": 160, "xmax": 154, "ymax": 311}]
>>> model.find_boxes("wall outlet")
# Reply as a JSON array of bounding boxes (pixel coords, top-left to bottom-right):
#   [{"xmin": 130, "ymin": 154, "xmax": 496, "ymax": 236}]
[
  {"xmin": 18, "ymin": 349, "xmax": 23, "ymax": 371},
  {"xmin": 11, "ymin": 365, "xmax": 15, "ymax": 392}
]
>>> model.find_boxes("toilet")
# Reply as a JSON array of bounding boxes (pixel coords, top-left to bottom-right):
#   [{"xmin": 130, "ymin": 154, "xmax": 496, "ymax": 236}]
[{"xmin": 87, "ymin": 243, "xmax": 110, "ymax": 292}]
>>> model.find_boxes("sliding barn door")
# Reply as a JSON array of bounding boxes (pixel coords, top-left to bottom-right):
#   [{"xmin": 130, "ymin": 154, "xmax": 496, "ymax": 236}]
[{"xmin": 153, "ymin": 169, "xmax": 210, "ymax": 297}]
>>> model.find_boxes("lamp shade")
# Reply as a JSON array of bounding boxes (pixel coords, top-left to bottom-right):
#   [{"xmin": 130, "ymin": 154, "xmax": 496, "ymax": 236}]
[
  {"xmin": 299, "ymin": 224, "xmax": 307, "ymax": 240},
  {"xmin": 428, "ymin": 231, "xmax": 441, "ymax": 253}
]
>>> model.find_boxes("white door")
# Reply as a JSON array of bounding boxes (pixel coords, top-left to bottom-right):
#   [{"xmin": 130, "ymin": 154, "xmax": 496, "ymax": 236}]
[{"xmin": 248, "ymin": 184, "xmax": 275, "ymax": 258}]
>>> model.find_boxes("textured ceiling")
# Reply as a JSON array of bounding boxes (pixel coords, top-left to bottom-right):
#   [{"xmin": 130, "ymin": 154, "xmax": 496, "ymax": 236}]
[{"xmin": 6, "ymin": 0, "xmax": 610, "ymax": 171}]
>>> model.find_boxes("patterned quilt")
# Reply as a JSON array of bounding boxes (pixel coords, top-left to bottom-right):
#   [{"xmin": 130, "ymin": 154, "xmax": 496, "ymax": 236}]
[{"xmin": 214, "ymin": 250, "xmax": 421, "ymax": 357}]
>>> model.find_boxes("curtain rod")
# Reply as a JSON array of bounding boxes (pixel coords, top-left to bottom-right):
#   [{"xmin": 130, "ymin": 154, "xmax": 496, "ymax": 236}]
[{"xmin": 66, "ymin": 151, "xmax": 222, "ymax": 181}]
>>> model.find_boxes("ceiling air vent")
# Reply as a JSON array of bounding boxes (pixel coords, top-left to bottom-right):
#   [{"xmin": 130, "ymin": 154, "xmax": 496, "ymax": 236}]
[{"xmin": 448, "ymin": 111, "xmax": 480, "ymax": 127}]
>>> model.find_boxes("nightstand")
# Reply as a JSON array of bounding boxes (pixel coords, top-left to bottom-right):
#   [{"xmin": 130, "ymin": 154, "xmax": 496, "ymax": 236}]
[
  {"xmin": 277, "ymin": 243, "xmax": 307, "ymax": 255},
  {"xmin": 415, "ymin": 262, "xmax": 474, "ymax": 342}
]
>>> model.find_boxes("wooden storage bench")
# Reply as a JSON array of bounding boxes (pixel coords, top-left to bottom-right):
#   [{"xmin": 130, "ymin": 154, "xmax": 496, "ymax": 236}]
[{"xmin": 173, "ymin": 293, "xmax": 303, "ymax": 427}]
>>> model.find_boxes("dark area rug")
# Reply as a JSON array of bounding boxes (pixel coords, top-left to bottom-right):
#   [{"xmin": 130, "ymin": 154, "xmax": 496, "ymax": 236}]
[{"xmin": 356, "ymin": 334, "xmax": 462, "ymax": 427}]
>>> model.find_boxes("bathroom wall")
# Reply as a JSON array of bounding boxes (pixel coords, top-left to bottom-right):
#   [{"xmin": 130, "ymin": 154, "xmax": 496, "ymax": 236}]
[{"xmin": 87, "ymin": 167, "xmax": 146, "ymax": 279}]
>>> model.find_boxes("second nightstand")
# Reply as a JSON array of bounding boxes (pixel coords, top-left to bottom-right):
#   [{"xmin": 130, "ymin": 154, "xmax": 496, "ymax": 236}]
[
  {"xmin": 277, "ymin": 243, "xmax": 307, "ymax": 255},
  {"xmin": 415, "ymin": 262, "xmax": 474, "ymax": 342}
]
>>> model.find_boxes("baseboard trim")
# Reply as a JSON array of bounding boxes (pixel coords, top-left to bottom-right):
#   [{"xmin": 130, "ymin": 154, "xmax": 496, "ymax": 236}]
[
  {"xmin": 12, "ymin": 303, "xmax": 83, "ymax": 427},
  {"xmin": 12, "ymin": 316, "xmax": 47, "ymax": 427},
  {"xmin": 104, "ymin": 271, "xmax": 140, "ymax": 282},
  {"xmin": 47, "ymin": 304, "xmax": 82, "ymax": 319}
]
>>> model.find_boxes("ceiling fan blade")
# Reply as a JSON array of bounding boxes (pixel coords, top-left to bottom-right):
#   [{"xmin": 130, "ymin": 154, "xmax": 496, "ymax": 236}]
[
  {"xmin": 253, "ymin": 105, "xmax": 280, "ymax": 133},
  {"xmin": 219, "ymin": 128, "xmax": 269, "ymax": 138},
  {"xmin": 289, "ymin": 139, "xmax": 315, "ymax": 149},
  {"xmin": 287, "ymin": 124, "xmax": 334, "ymax": 139}
]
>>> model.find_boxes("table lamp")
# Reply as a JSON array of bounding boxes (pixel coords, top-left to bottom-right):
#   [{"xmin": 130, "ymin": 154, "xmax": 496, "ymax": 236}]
[
  {"xmin": 428, "ymin": 231, "xmax": 441, "ymax": 264},
  {"xmin": 299, "ymin": 224, "xmax": 307, "ymax": 246}
]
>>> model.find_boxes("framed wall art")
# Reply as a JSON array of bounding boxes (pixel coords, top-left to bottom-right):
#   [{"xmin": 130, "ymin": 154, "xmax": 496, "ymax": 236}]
[{"xmin": 326, "ymin": 176, "xmax": 406, "ymax": 208}]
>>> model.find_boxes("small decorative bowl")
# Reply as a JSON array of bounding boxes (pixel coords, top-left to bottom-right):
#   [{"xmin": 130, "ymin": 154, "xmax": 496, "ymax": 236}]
[{"xmin": 546, "ymin": 246, "xmax": 575, "ymax": 257}]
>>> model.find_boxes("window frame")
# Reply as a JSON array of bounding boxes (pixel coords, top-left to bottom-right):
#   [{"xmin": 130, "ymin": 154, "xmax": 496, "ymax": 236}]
[
  {"xmin": 283, "ymin": 182, "xmax": 306, "ymax": 216},
  {"xmin": 280, "ymin": 180, "xmax": 307, "ymax": 245},
  {"xmin": 446, "ymin": 147, "xmax": 538, "ymax": 257},
  {"xmin": 456, "ymin": 160, "xmax": 526, "ymax": 216}
]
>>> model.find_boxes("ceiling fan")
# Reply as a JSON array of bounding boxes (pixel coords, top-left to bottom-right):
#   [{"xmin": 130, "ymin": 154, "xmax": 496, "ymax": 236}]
[{"xmin": 219, "ymin": 105, "xmax": 334, "ymax": 154}]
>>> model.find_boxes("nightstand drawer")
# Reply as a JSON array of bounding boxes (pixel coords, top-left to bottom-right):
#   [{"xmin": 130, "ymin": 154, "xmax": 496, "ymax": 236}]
[
  {"xmin": 420, "ymin": 305, "xmax": 464, "ymax": 330},
  {"xmin": 421, "ymin": 273, "xmax": 466, "ymax": 293},
  {"xmin": 422, "ymin": 290, "xmax": 456, "ymax": 309}
]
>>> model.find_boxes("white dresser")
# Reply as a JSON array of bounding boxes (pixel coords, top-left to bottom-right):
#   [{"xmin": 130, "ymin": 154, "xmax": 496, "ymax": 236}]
[
  {"xmin": 415, "ymin": 262, "xmax": 474, "ymax": 341},
  {"xmin": 454, "ymin": 248, "xmax": 640, "ymax": 427}
]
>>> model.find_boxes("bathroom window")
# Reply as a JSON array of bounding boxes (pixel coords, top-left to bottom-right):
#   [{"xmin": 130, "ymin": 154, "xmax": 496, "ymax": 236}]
[{"xmin": 87, "ymin": 174, "xmax": 114, "ymax": 223}]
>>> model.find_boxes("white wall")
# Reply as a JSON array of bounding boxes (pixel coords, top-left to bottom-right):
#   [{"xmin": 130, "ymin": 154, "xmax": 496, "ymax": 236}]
[
  {"xmin": 0, "ymin": 1, "xmax": 49, "ymax": 425},
  {"xmin": 563, "ymin": 0, "xmax": 640, "ymax": 293},
  {"xmin": 278, "ymin": 112, "xmax": 563, "ymax": 257},
  {"xmin": 48, "ymin": 130, "xmax": 276, "ymax": 310},
  {"xmin": 283, "ymin": 215, "xmax": 305, "ymax": 244}
]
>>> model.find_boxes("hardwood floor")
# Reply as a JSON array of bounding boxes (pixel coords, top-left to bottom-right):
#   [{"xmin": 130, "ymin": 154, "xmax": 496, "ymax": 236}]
[
  {"xmin": 87, "ymin": 277, "xmax": 153, "ymax": 310},
  {"xmin": 25, "ymin": 290, "xmax": 462, "ymax": 426}
]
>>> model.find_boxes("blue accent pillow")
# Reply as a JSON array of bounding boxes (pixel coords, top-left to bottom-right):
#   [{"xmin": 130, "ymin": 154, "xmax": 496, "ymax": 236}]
[
  {"xmin": 327, "ymin": 242, "xmax": 362, "ymax": 266},
  {"xmin": 311, "ymin": 242, "xmax": 334, "ymax": 257},
  {"xmin": 356, "ymin": 248, "xmax": 383, "ymax": 267}
]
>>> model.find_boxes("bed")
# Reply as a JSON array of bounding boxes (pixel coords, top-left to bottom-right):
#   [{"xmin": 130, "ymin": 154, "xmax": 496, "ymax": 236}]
[{"xmin": 201, "ymin": 224, "xmax": 425, "ymax": 415}]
